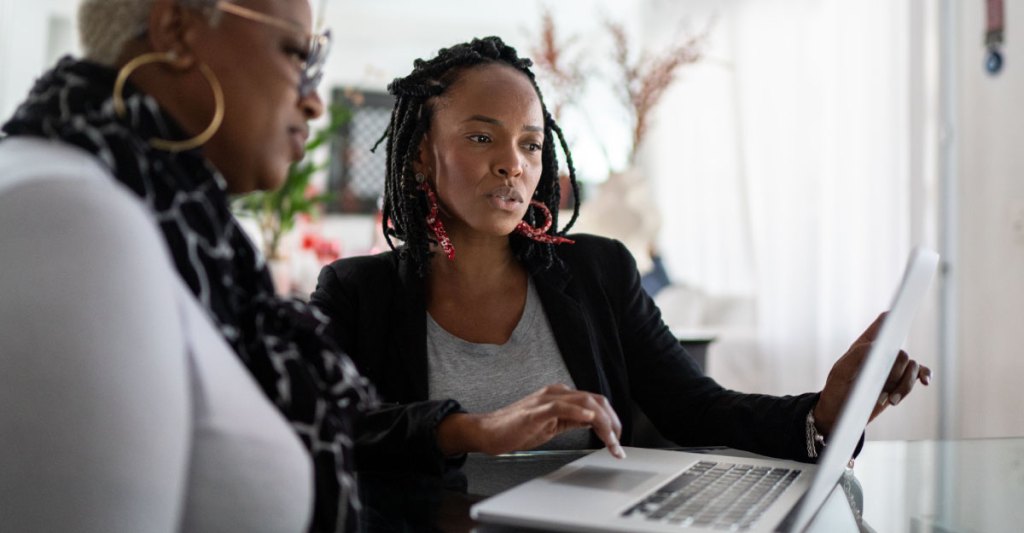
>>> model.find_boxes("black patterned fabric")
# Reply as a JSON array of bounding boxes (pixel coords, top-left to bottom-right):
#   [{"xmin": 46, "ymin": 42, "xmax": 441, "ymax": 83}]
[{"xmin": 2, "ymin": 57, "xmax": 376, "ymax": 533}]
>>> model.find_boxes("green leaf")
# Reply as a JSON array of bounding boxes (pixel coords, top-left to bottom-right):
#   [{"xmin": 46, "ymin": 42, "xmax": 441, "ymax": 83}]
[{"xmin": 229, "ymin": 102, "xmax": 350, "ymax": 258}]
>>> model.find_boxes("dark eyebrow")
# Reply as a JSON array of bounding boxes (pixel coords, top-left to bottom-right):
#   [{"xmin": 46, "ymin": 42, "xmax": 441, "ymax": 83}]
[{"xmin": 464, "ymin": 114, "xmax": 543, "ymax": 133}]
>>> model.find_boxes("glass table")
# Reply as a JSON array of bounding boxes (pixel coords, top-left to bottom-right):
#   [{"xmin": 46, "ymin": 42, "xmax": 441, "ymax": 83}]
[
  {"xmin": 855, "ymin": 437, "xmax": 1024, "ymax": 532},
  {"xmin": 356, "ymin": 438, "xmax": 1024, "ymax": 532}
]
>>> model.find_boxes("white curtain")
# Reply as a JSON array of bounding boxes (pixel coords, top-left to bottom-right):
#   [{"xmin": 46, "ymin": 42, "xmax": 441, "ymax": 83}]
[{"xmin": 646, "ymin": 0, "xmax": 918, "ymax": 400}]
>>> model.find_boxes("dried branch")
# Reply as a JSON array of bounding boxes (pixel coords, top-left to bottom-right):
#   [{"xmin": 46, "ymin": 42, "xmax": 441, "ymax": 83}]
[
  {"xmin": 529, "ymin": 8, "xmax": 708, "ymax": 171},
  {"xmin": 529, "ymin": 7, "xmax": 587, "ymax": 121},
  {"xmin": 606, "ymin": 20, "xmax": 704, "ymax": 166}
]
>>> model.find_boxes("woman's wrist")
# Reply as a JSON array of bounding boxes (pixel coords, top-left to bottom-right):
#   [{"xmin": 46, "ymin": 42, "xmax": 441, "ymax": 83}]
[
  {"xmin": 811, "ymin": 396, "xmax": 836, "ymax": 436},
  {"xmin": 437, "ymin": 412, "xmax": 485, "ymax": 456}
]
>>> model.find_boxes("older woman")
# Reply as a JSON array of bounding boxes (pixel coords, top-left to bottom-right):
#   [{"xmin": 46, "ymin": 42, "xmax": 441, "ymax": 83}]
[
  {"xmin": 0, "ymin": 1, "xmax": 372, "ymax": 532},
  {"xmin": 311, "ymin": 36, "xmax": 931, "ymax": 473}
]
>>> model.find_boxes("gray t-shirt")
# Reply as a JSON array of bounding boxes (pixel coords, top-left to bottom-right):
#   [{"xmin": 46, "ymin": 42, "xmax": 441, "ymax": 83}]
[{"xmin": 427, "ymin": 278, "xmax": 591, "ymax": 450}]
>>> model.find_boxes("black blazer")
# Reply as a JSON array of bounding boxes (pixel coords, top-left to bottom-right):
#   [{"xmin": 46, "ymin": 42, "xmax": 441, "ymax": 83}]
[{"xmin": 311, "ymin": 234, "xmax": 819, "ymax": 474}]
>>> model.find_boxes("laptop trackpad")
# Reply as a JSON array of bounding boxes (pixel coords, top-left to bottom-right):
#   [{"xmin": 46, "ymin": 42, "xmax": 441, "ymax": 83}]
[{"xmin": 549, "ymin": 466, "xmax": 658, "ymax": 492}]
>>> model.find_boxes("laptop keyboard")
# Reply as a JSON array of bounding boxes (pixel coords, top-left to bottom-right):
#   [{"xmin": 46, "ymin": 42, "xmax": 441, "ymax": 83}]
[{"xmin": 622, "ymin": 461, "xmax": 801, "ymax": 530}]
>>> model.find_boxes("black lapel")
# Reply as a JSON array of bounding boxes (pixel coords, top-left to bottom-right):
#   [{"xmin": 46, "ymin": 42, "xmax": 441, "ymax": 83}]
[
  {"xmin": 532, "ymin": 266, "xmax": 605, "ymax": 396},
  {"xmin": 392, "ymin": 254, "xmax": 430, "ymax": 401}
]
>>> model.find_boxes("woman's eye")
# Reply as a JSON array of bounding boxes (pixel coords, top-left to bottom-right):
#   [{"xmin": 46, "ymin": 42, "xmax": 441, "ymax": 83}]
[
  {"xmin": 521, "ymin": 140, "xmax": 543, "ymax": 152},
  {"xmin": 468, "ymin": 134, "xmax": 491, "ymax": 143},
  {"xmin": 284, "ymin": 44, "xmax": 309, "ymax": 64}
]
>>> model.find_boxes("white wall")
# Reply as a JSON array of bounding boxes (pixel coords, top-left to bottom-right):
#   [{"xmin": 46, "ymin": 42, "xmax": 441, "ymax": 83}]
[
  {"xmin": 0, "ymin": 0, "xmax": 80, "ymax": 120},
  {"xmin": 955, "ymin": 1, "xmax": 1024, "ymax": 438}
]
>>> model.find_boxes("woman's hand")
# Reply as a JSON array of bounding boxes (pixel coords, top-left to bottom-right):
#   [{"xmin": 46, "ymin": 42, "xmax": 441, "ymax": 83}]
[
  {"xmin": 813, "ymin": 313, "xmax": 932, "ymax": 435},
  {"xmin": 437, "ymin": 384, "xmax": 626, "ymax": 458}
]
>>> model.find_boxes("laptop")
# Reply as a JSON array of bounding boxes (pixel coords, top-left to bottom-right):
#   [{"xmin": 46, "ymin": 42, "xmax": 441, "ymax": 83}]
[{"xmin": 471, "ymin": 247, "xmax": 939, "ymax": 532}]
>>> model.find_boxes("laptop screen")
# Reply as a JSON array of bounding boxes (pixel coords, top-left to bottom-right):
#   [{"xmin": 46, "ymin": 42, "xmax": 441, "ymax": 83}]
[{"xmin": 788, "ymin": 247, "xmax": 938, "ymax": 531}]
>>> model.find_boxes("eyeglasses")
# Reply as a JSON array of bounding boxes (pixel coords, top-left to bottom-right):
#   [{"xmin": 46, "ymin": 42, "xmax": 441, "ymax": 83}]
[{"xmin": 216, "ymin": 1, "xmax": 331, "ymax": 98}]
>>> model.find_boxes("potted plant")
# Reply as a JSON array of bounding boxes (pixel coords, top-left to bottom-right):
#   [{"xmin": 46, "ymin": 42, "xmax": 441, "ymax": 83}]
[{"xmin": 232, "ymin": 104, "xmax": 349, "ymax": 291}]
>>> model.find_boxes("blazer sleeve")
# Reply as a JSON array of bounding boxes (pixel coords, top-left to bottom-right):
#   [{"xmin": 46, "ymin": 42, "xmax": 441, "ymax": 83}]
[
  {"xmin": 604, "ymin": 240, "xmax": 821, "ymax": 462},
  {"xmin": 311, "ymin": 264, "xmax": 466, "ymax": 475}
]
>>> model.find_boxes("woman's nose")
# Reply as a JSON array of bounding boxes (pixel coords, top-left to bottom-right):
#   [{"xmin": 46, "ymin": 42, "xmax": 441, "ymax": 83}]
[
  {"xmin": 300, "ymin": 89, "xmax": 325, "ymax": 120},
  {"xmin": 493, "ymin": 145, "xmax": 524, "ymax": 178}
]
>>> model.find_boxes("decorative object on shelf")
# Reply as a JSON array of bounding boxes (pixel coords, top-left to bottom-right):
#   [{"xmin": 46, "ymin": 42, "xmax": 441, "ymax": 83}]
[
  {"xmin": 529, "ymin": 10, "xmax": 707, "ymax": 282},
  {"xmin": 577, "ymin": 167, "xmax": 661, "ymax": 274},
  {"xmin": 604, "ymin": 19, "xmax": 704, "ymax": 166},
  {"xmin": 232, "ymin": 103, "xmax": 349, "ymax": 263},
  {"xmin": 530, "ymin": 7, "xmax": 588, "ymax": 124},
  {"xmin": 985, "ymin": 0, "xmax": 1005, "ymax": 75},
  {"xmin": 529, "ymin": 8, "xmax": 707, "ymax": 171},
  {"xmin": 530, "ymin": 8, "xmax": 587, "ymax": 210}
]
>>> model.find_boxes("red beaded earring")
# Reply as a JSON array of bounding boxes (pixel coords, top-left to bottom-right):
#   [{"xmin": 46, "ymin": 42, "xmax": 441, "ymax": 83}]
[
  {"xmin": 416, "ymin": 173, "xmax": 455, "ymax": 260},
  {"xmin": 515, "ymin": 200, "xmax": 575, "ymax": 245}
]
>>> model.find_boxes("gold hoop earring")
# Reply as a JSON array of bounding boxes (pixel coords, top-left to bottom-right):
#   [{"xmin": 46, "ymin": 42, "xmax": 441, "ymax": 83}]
[{"xmin": 113, "ymin": 51, "xmax": 225, "ymax": 153}]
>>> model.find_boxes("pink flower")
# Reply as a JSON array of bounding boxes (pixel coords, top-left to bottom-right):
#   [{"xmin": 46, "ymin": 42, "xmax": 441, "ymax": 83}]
[
  {"xmin": 315, "ymin": 239, "xmax": 342, "ymax": 263},
  {"xmin": 301, "ymin": 233, "xmax": 320, "ymax": 250}
]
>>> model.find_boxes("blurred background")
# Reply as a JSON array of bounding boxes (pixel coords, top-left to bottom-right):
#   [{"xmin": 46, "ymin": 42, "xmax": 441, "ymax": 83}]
[{"xmin": 2, "ymin": 0, "xmax": 1021, "ymax": 444}]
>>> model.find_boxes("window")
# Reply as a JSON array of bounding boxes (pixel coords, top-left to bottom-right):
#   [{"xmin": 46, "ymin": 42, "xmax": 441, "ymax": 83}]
[{"xmin": 327, "ymin": 89, "xmax": 394, "ymax": 213}]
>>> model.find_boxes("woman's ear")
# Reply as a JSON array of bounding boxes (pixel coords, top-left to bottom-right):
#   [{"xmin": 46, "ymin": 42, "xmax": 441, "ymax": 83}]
[
  {"xmin": 413, "ymin": 132, "xmax": 435, "ymax": 178},
  {"xmin": 143, "ymin": 0, "xmax": 205, "ymax": 69}
]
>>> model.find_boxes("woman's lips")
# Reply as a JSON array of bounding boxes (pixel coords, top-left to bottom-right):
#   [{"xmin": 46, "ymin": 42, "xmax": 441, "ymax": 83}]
[
  {"xmin": 289, "ymin": 127, "xmax": 309, "ymax": 162},
  {"xmin": 487, "ymin": 185, "xmax": 524, "ymax": 211}
]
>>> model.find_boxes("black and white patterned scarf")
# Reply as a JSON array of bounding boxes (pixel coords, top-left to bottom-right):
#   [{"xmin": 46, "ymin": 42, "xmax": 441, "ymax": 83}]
[{"xmin": 2, "ymin": 57, "xmax": 376, "ymax": 533}]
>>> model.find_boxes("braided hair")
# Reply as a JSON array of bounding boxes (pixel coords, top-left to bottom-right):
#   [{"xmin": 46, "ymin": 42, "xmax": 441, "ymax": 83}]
[{"xmin": 374, "ymin": 36, "xmax": 581, "ymax": 277}]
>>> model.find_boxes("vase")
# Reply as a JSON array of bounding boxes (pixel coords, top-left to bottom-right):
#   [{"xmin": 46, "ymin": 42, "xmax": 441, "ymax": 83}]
[
  {"xmin": 267, "ymin": 258, "xmax": 292, "ymax": 296},
  {"xmin": 575, "ymin": 167, "xmax": 662, "ymax": 275}
]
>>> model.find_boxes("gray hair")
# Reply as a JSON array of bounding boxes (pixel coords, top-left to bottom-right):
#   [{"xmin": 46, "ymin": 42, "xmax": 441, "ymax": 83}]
[{"xmin": 78, "ymin": 0, "xmax": 223, "ymax": 65}]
